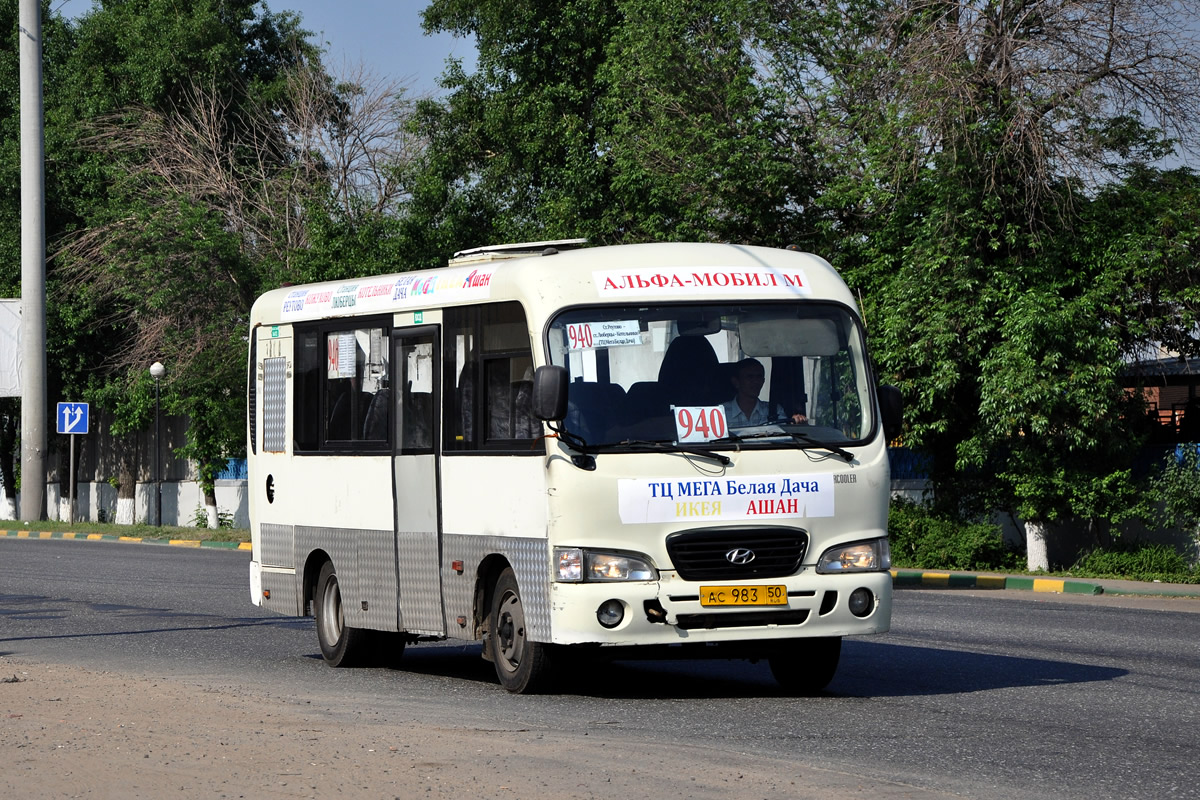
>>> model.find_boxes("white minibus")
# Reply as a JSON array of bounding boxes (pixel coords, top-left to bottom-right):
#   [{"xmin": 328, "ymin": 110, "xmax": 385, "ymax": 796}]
[{"xmin": 247, "ymin": 241, "xmax": 902, "ymax": 693}]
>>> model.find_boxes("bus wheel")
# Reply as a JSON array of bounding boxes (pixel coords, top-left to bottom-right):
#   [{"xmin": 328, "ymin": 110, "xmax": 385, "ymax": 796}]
[
  {"xmin": 768, "ymin": 636, "xmax": 842, "ymax": 695},
  {"xmin": 488, "ymin": 568, "xmax": 552, "ymax": 693},
  {"xmin": 315, "ymin": 560, "xmax": 368, "ymax": 668}
]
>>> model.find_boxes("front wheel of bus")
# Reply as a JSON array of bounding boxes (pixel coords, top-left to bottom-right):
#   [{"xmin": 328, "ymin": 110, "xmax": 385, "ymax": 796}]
[
  {"xmin": 315, "ymin": 560, "xmax": 368, "ymax": 668},
  {"xmin": 768, "ymin": 636, "xmax": 842, "ymax": 695},
  {"xmin": 488, "ymin": 568, "xmax": 553, "ymax": 693}
]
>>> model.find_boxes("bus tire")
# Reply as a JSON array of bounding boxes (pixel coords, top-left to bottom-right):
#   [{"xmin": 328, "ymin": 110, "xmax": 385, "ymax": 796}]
[
  {"xmin": 488, "ymin": 567, "xmax": 553, "ymax": 693},
  {"xmin": 768, "ymin": 636, "xmax": 841, "ymax": 694},
  {"xmin": 314, "ymin": 560, "xmax": 368, "ymax": 668}
]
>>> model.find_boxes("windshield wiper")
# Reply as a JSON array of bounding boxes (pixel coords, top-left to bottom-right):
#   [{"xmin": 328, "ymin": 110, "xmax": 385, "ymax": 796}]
[
  {"xmin": 715, "ymin": 428, "xmax": 855, "ymax": 462},
  {"xmin": 615, "ymin": 439, "xmax": 732, "ymax": 467},
  {"xmin": 785, "ymin": 430, "xmax": 854, "ymax": 462}
]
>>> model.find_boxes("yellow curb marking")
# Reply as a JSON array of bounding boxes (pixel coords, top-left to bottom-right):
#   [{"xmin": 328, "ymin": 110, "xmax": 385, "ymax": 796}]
[
  {"xmin": 921, "ymin": 572, "xmax": 951, "ymax": 586},
  {"xmin": 1032, "ymin": 578, "xmax": 1066, "ymax": 593},
  {"xmin": 169, "ymin": 540, "xmax": 202, "ymax": 548}
]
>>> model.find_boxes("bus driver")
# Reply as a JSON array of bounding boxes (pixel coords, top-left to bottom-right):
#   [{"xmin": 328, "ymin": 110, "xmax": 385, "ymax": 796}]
[{"xmin": 723, "ymin": 358, "xmax": 807, "ymax": 427}]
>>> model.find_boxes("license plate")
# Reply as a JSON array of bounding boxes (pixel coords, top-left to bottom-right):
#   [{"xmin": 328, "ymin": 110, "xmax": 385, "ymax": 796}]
[{"xmin": 699, "ymin": 585, "xmax": 787, "ymax": 607}]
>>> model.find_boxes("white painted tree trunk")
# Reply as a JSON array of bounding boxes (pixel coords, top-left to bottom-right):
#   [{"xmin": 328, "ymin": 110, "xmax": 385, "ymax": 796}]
[
  {"xmin": 3, "ymin": 495, "xmax": 17, "ymax": 520},
  {"xmin": 206, "ymin": 503, "xmax": 218, "ymax": 529},
  {"xmin": 115, "ymin": 496, "xmax": 135, "ymax": 526},
  {"xmin": 58, "ymin": 496, "xmax": 71, "ymax": 522},
  {"xmin": 1025, "ymin": 519, "xmax": 1050, "ymax": 572}
]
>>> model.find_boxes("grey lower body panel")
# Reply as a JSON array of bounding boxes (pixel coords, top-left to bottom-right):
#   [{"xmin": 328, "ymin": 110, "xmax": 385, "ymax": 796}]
[
  {"xmin": 396, "ymin": 526, "xmax": 442, "ymax": 636},
  {"xmin": 294, "ymin": 525, "xmax": 399, "ymax": 632},
  {"xmin": 441, "ymin": 533, "xmax": 551, "ymax": 643},
  {"xmin": 260, "ymin": 524, "xmax": 551, "ymax": 643}
]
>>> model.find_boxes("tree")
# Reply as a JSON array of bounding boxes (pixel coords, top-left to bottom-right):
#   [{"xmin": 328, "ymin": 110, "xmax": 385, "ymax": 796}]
[
  {"xmin": 50, "ymin": 3, "xmax": 425, "ymax": 525},
  {"xmin": 596, "ymin": 0, "xmax": 814, "ymax": 245},
  {"xmin": 1080, "ymin": 165, "xmax": 1200, "ymax": 363},
  {"xmin": 402, "ymin": 0, "xmax": 623, "ymax": 260},
  {"xmin": 409, "ymin": 0, "xmax": 822, "ymax": 256},
  {"xmin": 758, "ymin": 0, "xmax": 1200, "ymax": 567},
  {"xmin": 48, "ymin": 0, "xmax": 315, "ymax": 524}
]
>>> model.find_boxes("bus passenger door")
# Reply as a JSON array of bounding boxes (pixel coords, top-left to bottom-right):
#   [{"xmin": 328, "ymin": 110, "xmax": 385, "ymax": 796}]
[{"xmin": 392, "ymin": 327, "xmax": 444, "ymax": 636}]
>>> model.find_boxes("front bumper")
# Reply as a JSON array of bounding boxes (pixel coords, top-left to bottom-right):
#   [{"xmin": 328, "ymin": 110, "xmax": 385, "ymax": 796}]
[{"xmin": 547, "ymin": 568, "xmax": 891, "ymax": 647}]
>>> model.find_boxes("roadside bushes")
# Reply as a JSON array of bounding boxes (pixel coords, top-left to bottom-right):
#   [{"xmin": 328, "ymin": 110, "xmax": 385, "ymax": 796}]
[
  {"xmin": 888, "ymin": 499, "xmax": 1024, "ymax": 571},
  {"xmin": 888, "ymin": 497, "xmax": 1199, "ymax": 581},
  {"xmin": 1071, "ymin": 543, "xmax": 1199, "ymax": 584}
]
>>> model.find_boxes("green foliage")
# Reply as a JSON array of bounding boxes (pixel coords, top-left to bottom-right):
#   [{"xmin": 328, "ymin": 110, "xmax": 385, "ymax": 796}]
[
  {"xmin": 62, "ymin": 0, "xmax": 305, "ymax": 116},
  {"xmin": 1071, "ymin": 543, "xmax": 1198, "ymax": 584},
  {"xmin": 408, "ymin": 0, "xmax": 623, "ymax": 250},
  {"xmin": 798, "ymin": 0, "xmax": 1198, "ymax": 539},
  {"xmin": 888, "ymin": 499, "xmax": 1024, "ymax": 571},
  {"xmin": 44, "ymin": 1, "xmax": 315, "ymax": 497},
  {"xmin": 410, "ymin": 0, "xmax": 809, "ymax": 248},
  {"xmin": 1150, "ymin": 446, "xmax": 1200, "ymax": 533},
  {"xmin": 191, "ymin": 505, "xmax": 236, "ymax": 530},
  {"xmin": 3, "ymin": 0, "xmax": 1197, "ymax": 552},
  {"xmin": 596, "ymin": 0, "xmax": 810, "ymax": 245}
]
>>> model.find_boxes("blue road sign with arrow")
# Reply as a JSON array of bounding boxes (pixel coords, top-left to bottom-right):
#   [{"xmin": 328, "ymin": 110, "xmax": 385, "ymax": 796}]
[{"xmin": 57, "ymin": 402, "xmax": 89, "ymax": 435}]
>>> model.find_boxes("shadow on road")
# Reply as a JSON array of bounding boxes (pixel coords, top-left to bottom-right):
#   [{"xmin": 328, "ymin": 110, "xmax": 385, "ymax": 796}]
[
  {"xmin": 358, "ymin": 638, "xmax": 1127, "ymax": 699},
  {"xmin": 2, "ymin": 590, "xmax": 1126, "ymax": 700}
]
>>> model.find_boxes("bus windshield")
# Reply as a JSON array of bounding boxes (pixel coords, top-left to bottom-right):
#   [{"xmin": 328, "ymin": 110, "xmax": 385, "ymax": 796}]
[{"xmin": 546, "ymin": 303, "xmax": 875, "ymax": 448}]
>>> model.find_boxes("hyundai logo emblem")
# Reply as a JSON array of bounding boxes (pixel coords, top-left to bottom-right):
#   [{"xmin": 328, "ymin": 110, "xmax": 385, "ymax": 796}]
[{"xmin": 726, "ymin": 548, "xmax": 756, "ymax": 565}]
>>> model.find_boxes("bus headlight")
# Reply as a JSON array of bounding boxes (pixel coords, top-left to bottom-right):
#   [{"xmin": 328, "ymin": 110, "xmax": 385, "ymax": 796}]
[
  {"xmin": 816, "ymin": 538, "xmax": 891, "ymax": 574},
  {"xmin": 555, "ymin": 548, "xmax": 657, "ymax": 582}
]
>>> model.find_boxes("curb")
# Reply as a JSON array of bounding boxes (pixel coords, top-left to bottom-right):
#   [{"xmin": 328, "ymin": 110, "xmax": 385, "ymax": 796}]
[
  {"xmin": 2, "ymin": 533, "xmax": 1193, "ymax": 596},
  {"xmin": 891, "ymin": 569, "xmax": 1104, "ymax": 595},
  {"xmin": 0, "ymin": 529, "xmax": 252, "ymax": 550}
]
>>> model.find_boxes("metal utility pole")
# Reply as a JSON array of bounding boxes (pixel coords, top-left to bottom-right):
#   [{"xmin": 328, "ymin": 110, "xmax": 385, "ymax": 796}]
[{"xmin": 19, "ymin": 0, "xmax": 46, "ymax": 522}]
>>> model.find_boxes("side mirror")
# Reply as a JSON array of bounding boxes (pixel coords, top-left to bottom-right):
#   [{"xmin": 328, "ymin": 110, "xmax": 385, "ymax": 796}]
[
  {"xmin": 878, "ymin": 385, "xmax": 903, "ymax": 443},
  {"xmin": 532, "ymin": 365, "xmax": 569, "ymax": 421}
]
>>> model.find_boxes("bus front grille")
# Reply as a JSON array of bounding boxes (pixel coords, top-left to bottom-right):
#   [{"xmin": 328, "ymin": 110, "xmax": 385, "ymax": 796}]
[{"xmin": 665, "ymin": 528, "xmax": 808, "ymax": 581}]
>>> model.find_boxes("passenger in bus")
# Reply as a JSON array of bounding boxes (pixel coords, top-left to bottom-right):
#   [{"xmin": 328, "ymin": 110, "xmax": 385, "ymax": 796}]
[
  {"xmin": 487, "ymin": 362, "xmax": 539, "ymax": 440},
  {"xmin": 723, "ymin": 358, "xmax": 807, "ymax": 427}
]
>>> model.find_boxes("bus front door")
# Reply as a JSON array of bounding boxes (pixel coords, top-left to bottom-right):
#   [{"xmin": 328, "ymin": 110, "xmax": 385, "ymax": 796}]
[{"xmin": 391, "ymin": 327, "xmax": 444, "ymax": 636}]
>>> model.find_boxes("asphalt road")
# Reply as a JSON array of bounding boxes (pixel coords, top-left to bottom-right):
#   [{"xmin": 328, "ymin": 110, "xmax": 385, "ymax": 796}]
[{"xmin": 2, "ymin": 537, "xmax": 1198, "ymax": 800}]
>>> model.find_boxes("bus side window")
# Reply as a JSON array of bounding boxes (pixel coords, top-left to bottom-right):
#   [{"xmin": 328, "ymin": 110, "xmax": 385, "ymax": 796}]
[
  {"xmin": 397, "ymin": 337, "xmax": 435, "ymax": 452},
  {"xmin": 294, "ymin": 320, "xmax": 390, "ymax": 452},
  {"xmin": 294, "ymin": 331, "xmax": 321, "ymax": 451},
  {"xmin": 485, "ymin": 355, "xmax": 537, "ymax": 440},
  {"xmin": 444, "ymin": 302, "xmax": 542, "ymax": 452},
  {"xmin": 324, "ymin": 328, "xmax": 388, "ymax": 443}
]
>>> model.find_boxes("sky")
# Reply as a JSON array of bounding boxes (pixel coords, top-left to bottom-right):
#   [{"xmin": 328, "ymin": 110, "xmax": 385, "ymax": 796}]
[
  {"xmin": 270, "ymin": 0, "xmax": 477, "ymax": 96},
  {"xmin": 55, "ymin": 0, "xmax": 478, "ymax": 98}
]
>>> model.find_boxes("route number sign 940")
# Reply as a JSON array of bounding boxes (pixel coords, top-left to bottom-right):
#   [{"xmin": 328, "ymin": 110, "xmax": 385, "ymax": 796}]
[{"xmin": 674, "ymin": 406, "xmax": 727, "ymax": 443}]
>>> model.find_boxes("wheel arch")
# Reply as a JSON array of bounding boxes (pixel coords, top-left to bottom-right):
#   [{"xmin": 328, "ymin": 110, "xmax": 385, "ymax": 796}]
[
  {"xmin": 473, "ymin": 553, "xmax": 512, "ymax": 639},
  {"xmin": 301, "ymin": 548, "xmax": 333, "ymax": 617}
]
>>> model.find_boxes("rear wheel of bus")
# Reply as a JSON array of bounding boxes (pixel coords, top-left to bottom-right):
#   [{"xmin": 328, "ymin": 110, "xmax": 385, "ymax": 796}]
[
  {"xmin": 315, "ymin": 560, "xmax": 370, "ymax": 668},
  {"xmin": 768, "ymin": 636, "xmax": 841, "ymax": 694},
  {"xmin": 488, "ymin": 567, "xmax": 553, "ymax": 693}
]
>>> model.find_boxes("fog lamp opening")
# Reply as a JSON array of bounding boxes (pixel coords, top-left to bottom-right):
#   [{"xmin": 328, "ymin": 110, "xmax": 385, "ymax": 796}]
[
  {"xmin": 848, "ymin": 588, "xmax": 874, "ymax": 618},
  {"xmin": 597, "ymin": 599, "xmax": 625, "ymax": 629}
]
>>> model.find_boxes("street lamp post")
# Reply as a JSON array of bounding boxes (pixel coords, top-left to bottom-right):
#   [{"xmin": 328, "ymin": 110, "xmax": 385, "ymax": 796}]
[{"xmin": 150, "ymin": 361, "xmax": 165, "ymax": 526}]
